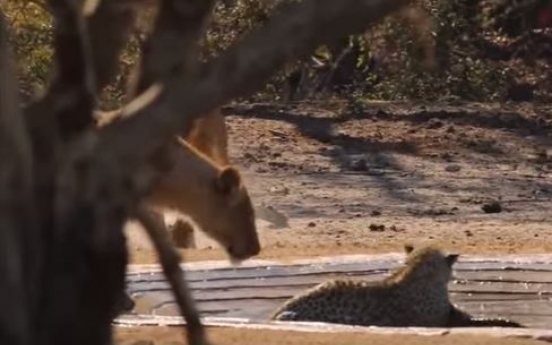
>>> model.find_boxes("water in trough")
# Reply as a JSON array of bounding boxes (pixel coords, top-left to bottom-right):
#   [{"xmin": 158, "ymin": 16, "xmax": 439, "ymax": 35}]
[{"xmin": 116, "ymin": 254, "xmax": 552, "ymax": 331}]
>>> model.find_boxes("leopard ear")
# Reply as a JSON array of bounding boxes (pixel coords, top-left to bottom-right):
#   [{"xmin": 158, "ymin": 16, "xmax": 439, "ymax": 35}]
[
  {"xmin": 446, "ymin": 254, "xmax": 459, "ymax": 267},
  {"xmin": 404, "ymin": 244, "xmax": 414, "ymax": 254}
]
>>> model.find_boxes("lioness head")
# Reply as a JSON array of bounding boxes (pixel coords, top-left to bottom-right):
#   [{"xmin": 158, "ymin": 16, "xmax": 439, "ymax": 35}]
[
  {"xmin": 206, "ymin": 166, "xmax": 260, "ymax": 261},
  {"xmin": 147, "ymin": 139, "xmax": 261, "ymax": 262}
]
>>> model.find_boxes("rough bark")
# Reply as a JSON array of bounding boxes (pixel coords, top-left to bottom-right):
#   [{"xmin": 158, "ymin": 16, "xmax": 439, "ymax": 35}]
[
  {"xmin": 0, "ymin": 0, "xmax": 414, "ymax": 344},
  {"xmin": 0, "ymin": 12, "xmax": 35, "ymax": 345},
  {"xmin": 131, "ymin": 0, "xmax": 218, "ymax": 96}
]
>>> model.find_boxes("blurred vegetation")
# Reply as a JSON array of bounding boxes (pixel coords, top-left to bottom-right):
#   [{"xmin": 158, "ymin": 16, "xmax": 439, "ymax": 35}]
[{"xmin": 2, "ymin": 0, "xmax": 551, "ymax": 108}]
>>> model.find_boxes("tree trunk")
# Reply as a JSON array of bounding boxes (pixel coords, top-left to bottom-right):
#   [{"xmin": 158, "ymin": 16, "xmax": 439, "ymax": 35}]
[{"xmin": 0, "ymin": 0, "xmax": 413, "ymax": 344}]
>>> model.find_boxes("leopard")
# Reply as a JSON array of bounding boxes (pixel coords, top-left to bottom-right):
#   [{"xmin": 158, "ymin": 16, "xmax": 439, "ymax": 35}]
[{"xmin": 270, "ymin": 244, "xmax": 523, "ymax": 328}]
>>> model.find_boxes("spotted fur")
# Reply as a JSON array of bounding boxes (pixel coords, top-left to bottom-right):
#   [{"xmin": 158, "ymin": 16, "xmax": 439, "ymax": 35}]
[{"xmin": 270, "ymin": 245, "xmax": 523, "ymax": 328}]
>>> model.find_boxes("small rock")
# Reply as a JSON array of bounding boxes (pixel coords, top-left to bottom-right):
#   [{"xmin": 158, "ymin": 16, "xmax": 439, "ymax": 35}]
[
  {"xmin": 349, "ymin": 158, "xmax": 368, "ymax": 171},
  {"xmin": 482, "ymin": 201, "xmax": 502, "ymax": 214},
  {"xmin": 445, "ymin": 164, "xmax": 461, "ymax": 172},
  {"xmin": 370, "ymin": 210, "xmax": 382, "ymax": 216},
  {"xmin": 243, "ymin": 152, "xmax": 257, "ymax": 161},
  {"xmin": 464, "ymin": 230, "xmax": 473, "ymax": 237},
  {"xmin": 369, "ymin": 223, "xmax": 385, "ymax": 232},
  {"xmin": 307, "ymin": 222, "xmax": 316, "ymax": 227},
  {"xmin": 427, "ymin": 118, "xmax": 444, "ymax": 129},
  {"xmin": 389, "ymin": 225, "xmax": 404, "ymax": 232},
  {"xmin": 441, "ymin": 152, "xmax": 453, "ymax": 161},
  {"xmin": 269, "ymin": 185, "xmax": 289, "ymax": 195}
]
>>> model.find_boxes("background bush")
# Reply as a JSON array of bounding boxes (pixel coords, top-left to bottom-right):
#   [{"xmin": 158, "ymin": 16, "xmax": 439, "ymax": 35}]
[{"xmin": 3, "ymin": 0, "xmax": 551, "ymax": 108}]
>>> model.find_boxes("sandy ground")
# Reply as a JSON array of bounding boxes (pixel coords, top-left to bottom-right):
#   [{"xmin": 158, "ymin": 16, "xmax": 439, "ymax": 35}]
[
  {"xmin": 119, "ymin": 101, "xmax": 552, "ymax": 344},
  {"xmin": 115, "ymin": 326, "xmax": 550, "ymax": 345}
]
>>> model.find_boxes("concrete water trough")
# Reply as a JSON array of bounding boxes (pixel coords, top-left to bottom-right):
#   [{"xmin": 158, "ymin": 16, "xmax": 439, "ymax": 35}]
[{"xmin": 115, "ymin": 253, "xmax": 552, "ymax": 342}]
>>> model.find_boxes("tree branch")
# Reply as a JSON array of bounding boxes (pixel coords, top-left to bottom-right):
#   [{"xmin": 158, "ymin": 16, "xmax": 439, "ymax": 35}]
[
  {"xmin": 25, "ymin": 0, "xmax": 136, "ymax": 142},
  {"xmin": 134, "ymin": 205, "xmax": 209, "ymax": 345},
  {"xmin": 96, "ymin": 0, "xmax": 412, "ymax": 172},
  {"xmin": 43, "ymin": 0, "xmax": 96, "ymax": 139},
  {"xmin": 131, "ymin": 0, "xmax": 218, "ymax": 97},
  {"xmin": 86, "ymin": 1, "xmax": 137, "ymax": 93}
]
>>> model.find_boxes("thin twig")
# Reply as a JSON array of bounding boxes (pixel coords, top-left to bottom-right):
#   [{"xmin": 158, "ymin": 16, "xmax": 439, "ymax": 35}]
[{"xmin": 134, "ymin": 205, "xmax": 209, "ymax": 345}]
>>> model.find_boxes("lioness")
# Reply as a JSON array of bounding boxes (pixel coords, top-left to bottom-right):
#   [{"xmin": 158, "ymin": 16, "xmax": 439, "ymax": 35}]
[{"xmin": 95, "ymin": 108, "xmax": 259, "ymax": 260}]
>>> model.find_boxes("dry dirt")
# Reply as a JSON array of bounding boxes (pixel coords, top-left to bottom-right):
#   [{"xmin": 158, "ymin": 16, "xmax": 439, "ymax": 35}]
[
  {"xmin": 115, "ymin": 326, "xmax": 550, "ymax": 345},
  {"xmin": 120, "ymin": 101, "xmax": 552, "ymax": 344}
]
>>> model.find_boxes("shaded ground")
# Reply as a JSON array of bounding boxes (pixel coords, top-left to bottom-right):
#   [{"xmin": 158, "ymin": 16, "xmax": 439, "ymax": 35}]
[
  {"xmin": 120, "ymin": 101, "xmax": 552, "ymax": 345},
  {"xmin": 127, "ymin": 101, "xmax": 552, "ymax": 264}
]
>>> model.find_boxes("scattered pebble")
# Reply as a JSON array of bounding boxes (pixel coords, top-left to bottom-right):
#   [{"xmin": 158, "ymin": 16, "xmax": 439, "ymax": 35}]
[
  {"xmin": 307, "ymin": 222, "xmax": 316, "ymax": 227},
  {"xmin": 427, "ymin": 118, "xmax": 444, "ymax": 129},
  {"xmin": 370, "ymin": 210, "xmax": 382, "ymax": 216},
  {"xmin": 445, "ymin": 163, "xmax": 461, "ymax": 172},
  {"xmin": 482, "ymin": 201, "xmax": 502, "ymax": 214},
  {"xmin": 269, "ymin": 185, "xmax": 289, "ymax": 195},
  {"xmin": 369, "ymin": 223, "xmax": 385, "ymax": 232},
  {"xmin": 389, "ymin": 225, "xmax": 405, "ymax": 232},
  {"xmin": 349, "ymin": 158, "xmax": 368, "ymax": 171}
]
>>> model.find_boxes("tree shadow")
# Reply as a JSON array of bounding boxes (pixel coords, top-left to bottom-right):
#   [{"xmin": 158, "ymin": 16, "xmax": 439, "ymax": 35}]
[
  {"xmin": 226, "ymin": 103, "xmax": 552, "ymax": 205},
  {"xmin": 348, "ymin": 104, "xmax": 552, "ymax": 149},
  {"xmin": 226, "ymin": 104, "xmax": 424, "ymax": 203}
]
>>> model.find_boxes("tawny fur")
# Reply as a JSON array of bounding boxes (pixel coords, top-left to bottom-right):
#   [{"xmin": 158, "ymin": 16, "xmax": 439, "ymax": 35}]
[
  {"xmin": 270, "ymin": 244, "xmax": 523, "ymax": 328},
  {"xmin": 168, "ymin": 219, "xmax": 196, "ymax": 249},
  {"xmin": 95, "ymin": 108, "xmax": 259, "ymax": 261}
]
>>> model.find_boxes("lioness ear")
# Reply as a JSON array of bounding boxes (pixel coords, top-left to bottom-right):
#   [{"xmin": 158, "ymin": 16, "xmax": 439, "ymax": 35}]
[
  {"xmin": 404, "ymin": 244, "xmax": 414, "ymax": 254},
  {"xmin": 446, "ymin": 254, "xmax": 459, "ymax": 267},
  {"xmin": 215, "ymin": 167, "xmax": 241, "ymax": 195}
]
